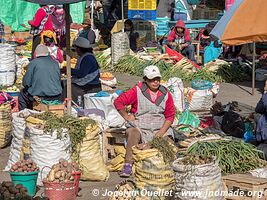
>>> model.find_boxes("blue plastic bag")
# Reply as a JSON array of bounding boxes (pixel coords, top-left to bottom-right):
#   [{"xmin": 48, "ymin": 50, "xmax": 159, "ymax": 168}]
[
  {"xmin": 191, "ymin": 79, "xmax": 213, "ymax": 90},
  {"xmin": 243, "ymin": 122, "xmax": 256, "ymax": 143},
  {"xmin": 93, "ymin": 91, "xmax": 110, "ymax": 97}
]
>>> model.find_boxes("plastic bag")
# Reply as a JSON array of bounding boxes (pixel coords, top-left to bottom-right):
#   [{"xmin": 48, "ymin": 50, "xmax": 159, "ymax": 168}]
[
  {"xmin": 5, "ymin": 109, "xmax": 40, "ymax": 171},
  {"xmin": 79, "ymin": 123, "xmax": 109, "ymax": 181},
  {"xmin": 172, "ymin": 157, "xmax": 224, "ymax": 200},
  {"xmin": 191, "ymin": 79, "xmax": 213, "ymax": 90},
  {"xmin": 167, "ymin": 77, "xmax": 185, "ymax": 112},
  {"xmin": 26, "ymin": 117, "xmax": 72, "ymax": 185},
  {"xmin": 0, "ymin": 104, "xmax": 12, "ymax": 148},
  {"xmin": 84, "ymin": 93, "xmax": 125, "ymax": 127},
  {"xmin": 178, "ymin": 110, "xmax": 200, "ymax": 131},
  {"xmin": 187, "ymin": 88, "xmax": 213, "ymax": 111}
]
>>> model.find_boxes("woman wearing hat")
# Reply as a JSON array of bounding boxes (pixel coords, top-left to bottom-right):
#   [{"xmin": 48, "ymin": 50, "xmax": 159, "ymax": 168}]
[
  {"xmin": 34, "ymin": 30, "xmax": 64, "ymax": 64},
  {"xmin": 114, "ymin": 65, "xmax": 175, "ymax": 177},
  {"xmin": 62, "ymin": 37, "xmax": 101, "ymax": 106},
  {"xmin": 79, "ymin": 19, "xmax": 96, "ymax": 45},
  {"xmin": 19, "ymin": 44, "xmax": 62, "ymax": 110}
]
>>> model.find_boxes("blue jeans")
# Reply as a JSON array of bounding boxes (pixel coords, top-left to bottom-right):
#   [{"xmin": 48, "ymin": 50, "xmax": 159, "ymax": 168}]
[{"xmin": 181, "ymin": 44, "xmax": 196, "ymax": 63}]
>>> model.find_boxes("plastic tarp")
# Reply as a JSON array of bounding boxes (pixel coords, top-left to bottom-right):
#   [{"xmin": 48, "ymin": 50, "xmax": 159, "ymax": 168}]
[{"xmin": 0, "ymin": 0, "xmax": 85, "ymax": 31}]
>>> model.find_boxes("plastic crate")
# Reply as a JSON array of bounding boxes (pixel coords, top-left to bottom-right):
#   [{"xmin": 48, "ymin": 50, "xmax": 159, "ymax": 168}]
[
  {"xmin": 128, "ymin": 0, "xmax": 157, "ymax": 10},
  {"xmin": 128, "ymin": 10, "xmax": 157, "ymax": 20},
  {"xmin": 132, "ymin": 20, "xmax": 154, "ymax": 31}
]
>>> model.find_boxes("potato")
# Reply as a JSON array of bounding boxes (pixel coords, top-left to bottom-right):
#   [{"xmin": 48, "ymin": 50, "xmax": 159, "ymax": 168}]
[
  {"xmin": 61, "ymin": 171, "xmax": 66, "ymax": 178},
  {"xmin": 12, "ymin": 165, "xmax": 18, "ymax": 170},
  {"xmin": 59, "ymin": 158, "xmax": 66, "ymax": 164},
  {"xmin": 15, "ymin": 184, "xmax": 23, "ymax": 189},
  {"xmin": 65, "ymin": 173, "xmax": 71, "ymax": 180},
  {"xmin": 47, "ymin": 170, "xmax": 55, "ymax": 182},
  {"xmin": 3, "ymin": 181, "xmax": 13, "ymax": 188},
  {"xmin": 63, "ymin": 161, "xmax": 68, "ymax": 168},
  {"xmin": 54, "ymin": 171, "xmax": 61, "ymax": 179},
  {"xmin": 17, "ymin": 168, "xmax": 23, "ymax": 172}
]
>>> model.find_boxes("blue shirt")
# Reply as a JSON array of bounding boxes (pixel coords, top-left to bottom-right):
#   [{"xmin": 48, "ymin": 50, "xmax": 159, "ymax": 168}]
[{"xmin": 23, "ymin": 56, "xmax": 62, "ymax": 96}]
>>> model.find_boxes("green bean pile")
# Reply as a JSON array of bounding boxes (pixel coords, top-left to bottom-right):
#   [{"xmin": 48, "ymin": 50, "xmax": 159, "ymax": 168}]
[{"xmin": 188, "ymin": 139, "xmax": 266, "ymax": 174}]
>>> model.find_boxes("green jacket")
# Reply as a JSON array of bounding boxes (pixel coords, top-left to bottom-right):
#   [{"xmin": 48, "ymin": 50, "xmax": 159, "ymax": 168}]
[{"xmin": 23, "ymin": 56, "xmax": 62, "ymax": 97}]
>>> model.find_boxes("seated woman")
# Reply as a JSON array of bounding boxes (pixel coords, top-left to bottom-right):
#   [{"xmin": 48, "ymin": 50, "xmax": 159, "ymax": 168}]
[
  {"xmin": 114, "ymin": 65, "xmax": 175, "ymax": 177},
  {"xmin": 61, "ymin": 37, "xmax": 101, "ymax": 106}
]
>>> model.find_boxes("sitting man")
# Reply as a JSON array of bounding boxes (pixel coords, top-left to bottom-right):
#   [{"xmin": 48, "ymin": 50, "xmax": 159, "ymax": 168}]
[
  {"xmin": 114, "ymin": 65, "xmax": 175, "ymax": 177},
  {"xmin": 166, "ymin": 19, "xmax": 196, "ymax": 63},
  {"xmin": 18, "ymin": 44, "xmax": 62, "ymax": 110}
]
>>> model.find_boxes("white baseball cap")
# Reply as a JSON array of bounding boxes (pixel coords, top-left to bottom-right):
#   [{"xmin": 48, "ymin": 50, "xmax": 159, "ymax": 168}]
[{"xmin": 143, "ymin": 65, "xmax": 161, "ymax": 79}]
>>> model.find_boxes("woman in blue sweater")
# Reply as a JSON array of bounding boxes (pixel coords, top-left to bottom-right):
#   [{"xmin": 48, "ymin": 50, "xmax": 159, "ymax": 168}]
[{"xmin": 62, "ymin": 37, "xmax": 101, "ymax": 106}]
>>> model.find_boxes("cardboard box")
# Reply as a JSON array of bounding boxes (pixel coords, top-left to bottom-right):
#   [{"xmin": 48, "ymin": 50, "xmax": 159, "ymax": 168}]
[{"xmin": 33, "ymin": 103, "xmax": 65, "ymax": 117}]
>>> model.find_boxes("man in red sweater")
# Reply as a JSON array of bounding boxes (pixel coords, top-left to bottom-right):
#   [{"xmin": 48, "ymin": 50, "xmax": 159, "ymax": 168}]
[
  {"xmin": 167, "ymin": 19, "xmax": 196, "ymax": 62},
  {"xmin": 114, "ymin": 65, "xmax": 175, "ymax": 177},
  {"xmin": 28, "ymin": 5, "xmax": 54, "ymax": 59}
]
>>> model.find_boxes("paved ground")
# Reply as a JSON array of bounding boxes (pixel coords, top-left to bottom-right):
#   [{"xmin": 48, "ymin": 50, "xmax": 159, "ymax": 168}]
[{"xmin": 0, "ymin": 72, "xmax": 265, "ymax": 199}]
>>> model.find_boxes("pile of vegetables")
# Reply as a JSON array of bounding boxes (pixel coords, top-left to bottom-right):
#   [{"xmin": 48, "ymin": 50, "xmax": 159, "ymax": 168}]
[
  {"xmin": 97, "ymin": 54, "xmax": 250, "ymax": 83},
  {"xmin": 10, "ymin": 159, "xmax": 39, "ymax": 173},
  {"xmin": 135, "ymin": 137, "xmax": 177, "ymax": 164},
  {"xmin": 0, "ymin": 181, "xmax": 48, "ymax": 200},
  {"xmin": 188, "ymin": 139, "xmax": 266, "ymax": 174},
  {"xmin": 110, "ymin": 182, "xmax": 135, "ymax": 200},
  {"xmin": 95, "ymin": 49, "xmax": 111, "ymax": 70},
  {"xmin": 177, "ymin": 154, "xmax": 213, "ymax": 165},
  {"xmin": 31, "ymin": 112, "xmax": 97, "ymax": 160},
  {"xmin": 44, "ymin": 159, "xmax": 80, "ymax": 183},
  {"xmin": 149, "ymin": 137, "xmax": 177, "ymax": 164},
  {"xmin": 110, "ymin": 181, "xmax": 150, "ymax": 200}
]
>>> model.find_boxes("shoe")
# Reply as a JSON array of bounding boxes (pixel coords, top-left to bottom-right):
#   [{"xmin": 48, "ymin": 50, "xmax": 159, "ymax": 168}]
[{"xmin": 119, "ymin": 163, "xmax": 132, "ymax": 178}]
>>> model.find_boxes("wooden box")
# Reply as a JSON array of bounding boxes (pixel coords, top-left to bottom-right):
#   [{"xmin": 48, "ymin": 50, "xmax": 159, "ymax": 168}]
[
  {"xmin": 33, "ymin": 103, "xmax": 65, "ymax": 117},
  {"xmin": 102, "ymin": 128, "xmax": 127, "ymax": 163},
  {"xmin": 223, "ymin": 174, "xmax": 267, "ymax": 200}
]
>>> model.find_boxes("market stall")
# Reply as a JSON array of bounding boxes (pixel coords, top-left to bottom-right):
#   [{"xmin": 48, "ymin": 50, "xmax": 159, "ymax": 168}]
[{"xmin": 211, "ymin": 0, "xmax": 267, "ymax": 95}]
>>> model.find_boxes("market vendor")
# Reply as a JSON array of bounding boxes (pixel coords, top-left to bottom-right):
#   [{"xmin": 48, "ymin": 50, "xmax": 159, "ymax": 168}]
[
  {"xmin": 124, "ymin": 19, "xmax": 139, "ymax": 52},
  {"xmin": 37, "ymin": 30, "xmax": 64, "ymax": 64},
  {"xmin": 61, "ymin": 37, "xmax": 101, "ymax": 106},
  {"xmin": 18, "ymin": 44, "xmax": 62, "ymax": 111},
  {"xmin": 166, "ymin": 19, "xmax": 196, "ymax": 63},
  {"xmin": 28, "ymin": 4, "xmax": 54, "ymax": 59},
  {"xmin": 79, "ymin": 19, "xmax": 96, "ymax": 45},
  {"xmin": 114, "ymin": 65, "xmax": 175, "ymax": 177}
]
